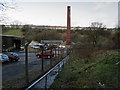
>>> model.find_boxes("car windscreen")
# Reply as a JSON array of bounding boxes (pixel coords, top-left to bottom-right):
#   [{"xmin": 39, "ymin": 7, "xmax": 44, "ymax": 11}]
[
  {"xmin": 2, "ymin": 54, "xmax": 8, "ymax": 57},
  {"xmin": 12, "ymin": 53, "xmax": 19, "ymax": 56}
]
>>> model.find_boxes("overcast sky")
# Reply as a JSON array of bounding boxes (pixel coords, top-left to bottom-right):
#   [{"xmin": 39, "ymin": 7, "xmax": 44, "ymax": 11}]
[{"xmin": 1, "ymin": 0, "xmax": 119, "ymax": 28}]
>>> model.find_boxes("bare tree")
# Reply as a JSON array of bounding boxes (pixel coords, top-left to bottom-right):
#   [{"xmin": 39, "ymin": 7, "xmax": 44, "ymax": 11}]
[
  {"xmin": 91, "ymin": 22, "xmax": 106, "ymax": 29},
  {"xmin": 0, "ymin": 0, "xmax": 16, "ymax": 23},
  {"xmin": 0, "ymin": 0, "xmax": 15, "ymax": 11},
  {"xmin": 88, "ymin": 22, "xmax": 107, "ymax": 45}
]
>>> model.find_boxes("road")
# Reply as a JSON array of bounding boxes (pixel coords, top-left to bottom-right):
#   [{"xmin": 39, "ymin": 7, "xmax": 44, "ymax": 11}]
[
  {"xmin": 2, "ymin": 53, "xmax": 51, "ymax": 82},
  {"xmin": 2, "ymin": 49, "xmax": 67, "ymax": 83}
]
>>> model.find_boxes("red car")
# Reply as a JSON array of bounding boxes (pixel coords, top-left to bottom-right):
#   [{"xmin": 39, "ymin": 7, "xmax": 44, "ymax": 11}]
[{"xmin": 36, "ymin": 51, "xmax": 54, "ymax": 59}]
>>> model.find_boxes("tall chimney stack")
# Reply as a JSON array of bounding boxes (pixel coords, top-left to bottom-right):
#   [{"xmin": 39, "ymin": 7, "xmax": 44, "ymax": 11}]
[{"xmin": 66, "ymin": 6, "xmax": 71, "ymax": 45}]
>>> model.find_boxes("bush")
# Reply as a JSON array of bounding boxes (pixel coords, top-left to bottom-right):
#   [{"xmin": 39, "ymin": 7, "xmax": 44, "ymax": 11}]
[{"xmin": 72, "ymin": 43, "xmax": 98, "ymax": 63}]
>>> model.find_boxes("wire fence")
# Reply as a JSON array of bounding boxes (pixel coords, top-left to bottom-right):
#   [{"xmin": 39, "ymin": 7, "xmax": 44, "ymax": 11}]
[
  {"xmin": 26, "ymin": 55, "xmax": 69, "ymax": 90},
  {"xmin": 2, "ymin": 46, "xmax": 69, "ymax": 89}
]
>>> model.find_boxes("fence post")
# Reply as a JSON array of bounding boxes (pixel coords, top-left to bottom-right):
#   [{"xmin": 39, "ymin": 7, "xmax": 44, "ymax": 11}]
[
  {"xmin": 58, "ymin": 47, "xmax": 60, "ymax": 61},
  {"xmin": 25, "ymin": 41, "xmax": 31, "ymax": 85},
  {"xmin": 61, "ymin": 48, "xmax": 62, "ymax": 59},
  {"xmin": 25, "ymin": 46, "xmax": 29, "ymax": 85},
  {"xmin": 55, "ymin": 48, "xmax": 56, "ymax": 57},
  {"xmin": 50, "ymin": 48, "xmax": 52, "ymax": 67},
  {"xmin": 58, "ymin": 64, "xmax": 60, "ymax": 73},
  {"xmin": 117, "ymin": 63, "xmax": 120, "ymax": 89},
  {"xmin": 63, "ymin": 61, "xmax": 64, "ymax": 68},
  {"xmin": 67, "ymin": 48, "xmax": 68, "ymax": 55},
  {"xmin": 41, "ymin": 46, "xmax": 44, "ymax": 72},
  {"xmin": 45, "ymin": 75, "xmax": 47, "ymax": 90}
]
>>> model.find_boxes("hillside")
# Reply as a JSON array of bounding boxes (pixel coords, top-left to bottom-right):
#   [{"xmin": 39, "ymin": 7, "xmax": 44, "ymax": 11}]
[{"xmin": 51, "ymin": 49, "xmax": 120, "ymax": 88}]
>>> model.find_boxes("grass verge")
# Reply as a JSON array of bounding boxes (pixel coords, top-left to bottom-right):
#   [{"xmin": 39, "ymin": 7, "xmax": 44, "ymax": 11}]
[{"xmin": 50, "ymin": 50, "xmax": 120, "ymax": 88}]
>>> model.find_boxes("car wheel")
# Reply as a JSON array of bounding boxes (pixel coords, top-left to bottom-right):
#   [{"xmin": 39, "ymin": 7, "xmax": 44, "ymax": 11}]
[
  {"xmin": 15, "ymin": 59, "xmax": 18, "ymax": 62},
  {"xmin": 48, "ymin": 56, "xmax": 51, "ymax": 59},
  {"xmin": 37, "ymin": 55, "xmax": 41, "ymax": 58},
  {"xmin": 10, "ymin": 59, "xmax": 13, "ymax": 62}
]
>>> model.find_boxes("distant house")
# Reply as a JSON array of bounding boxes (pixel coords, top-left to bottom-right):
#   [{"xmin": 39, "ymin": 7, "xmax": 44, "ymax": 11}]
[{"xmin": 29, "ymin": 41, "xmax": 41, "ymax": 46}]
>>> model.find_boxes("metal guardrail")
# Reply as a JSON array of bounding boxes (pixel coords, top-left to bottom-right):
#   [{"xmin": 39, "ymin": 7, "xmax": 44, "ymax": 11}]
[{"xmin": 25, "ymin": 55, "xmax": 69, "ymax": 90}]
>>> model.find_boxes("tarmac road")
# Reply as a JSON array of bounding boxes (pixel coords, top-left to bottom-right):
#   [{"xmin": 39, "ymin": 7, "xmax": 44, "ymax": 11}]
[{"xmin": 2, "ymin": 53, "xmax": 51, "ymax": 82}]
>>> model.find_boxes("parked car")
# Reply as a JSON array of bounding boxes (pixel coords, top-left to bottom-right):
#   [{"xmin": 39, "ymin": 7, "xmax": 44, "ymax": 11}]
[
  {"xmin": 56, "ymin": 48, "xmax": 63, "ymax": 51},
  {"xmin": 59, "ymin": 45, "xmax": 66, "ymax": 48},
  {"xmin": 49, "ymin": 45, "xmax": 58, "ymax": 49},
  {"xmin": 31, "ymin": 45, "xmax": 40, "ymax": 49},
  {"xmin": 20, "ymin": 46, "xmax": 24, "ymax": 50},
  {"xmin": 0, "ymin": 53, "xmax": 9, "ymax": 63},
  {"xmin": 36, "ymin": 50, "xmax": 54, "ymax": 59},
  {"xmin": 6, "ymin": 52, "xmax": 20, "ymax": 61}
]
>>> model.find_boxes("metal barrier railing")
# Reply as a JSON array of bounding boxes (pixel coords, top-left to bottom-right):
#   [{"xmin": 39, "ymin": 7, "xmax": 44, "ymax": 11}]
[{"xmin": 26, "ymin": 55, "xmax": 69, "ymax": 90}]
